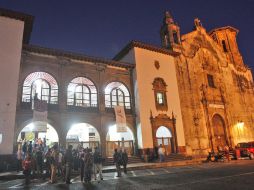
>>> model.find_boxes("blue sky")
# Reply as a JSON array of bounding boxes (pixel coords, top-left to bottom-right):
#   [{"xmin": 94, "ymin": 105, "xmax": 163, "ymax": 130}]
[{"xmin": 0, "ymin": 0, "xmax": 253, "ymax": 72}]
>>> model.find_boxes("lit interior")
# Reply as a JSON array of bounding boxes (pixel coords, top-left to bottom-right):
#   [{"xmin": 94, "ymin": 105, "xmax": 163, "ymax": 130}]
[
  {"xmin": 156, "ymin": 126, "xmax": 172, "ymax": 138},
  {"xmin": 17, "ymin": 122, "xmax": 59, "ymax": 146},
  {"xmin": 66, "ymin": 123, "xmax": 100, "ymax": 142},
  {"xmin": 106, "ymin": 124, "xmax": 134, "ymax": 141}
]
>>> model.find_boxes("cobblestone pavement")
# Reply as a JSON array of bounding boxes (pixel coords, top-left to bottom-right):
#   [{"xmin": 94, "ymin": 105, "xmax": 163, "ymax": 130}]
[{"xmin": 1, "ymin": 160, "xmax": 254, "ymax": 189}]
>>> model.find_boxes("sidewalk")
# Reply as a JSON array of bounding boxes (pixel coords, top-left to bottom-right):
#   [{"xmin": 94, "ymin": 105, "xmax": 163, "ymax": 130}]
[{"xmin": 0, "ymin": 158, "xmax": 205, "ymax": 180}]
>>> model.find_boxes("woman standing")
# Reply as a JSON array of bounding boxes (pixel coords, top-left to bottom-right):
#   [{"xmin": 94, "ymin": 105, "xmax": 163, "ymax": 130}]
[{"xmin": 22, "ymin": 154, "xmax": 32, "ymax": 185}]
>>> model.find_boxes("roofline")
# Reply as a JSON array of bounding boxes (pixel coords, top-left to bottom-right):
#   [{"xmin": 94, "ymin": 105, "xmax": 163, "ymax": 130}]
[
  {"xmin": 209, "ymin": 26, "xmax": 239, "ymax": 35},
  {"xmin": 113, "ymin": 41, "xmax": 180, "ymax": 61},
  {"xmin": 0, "ymin": 8, "xmax": 34, "ymax": 44},
  {"xmin": 22, "ymin": 44, "xmax": 134, "ymax": 69}
]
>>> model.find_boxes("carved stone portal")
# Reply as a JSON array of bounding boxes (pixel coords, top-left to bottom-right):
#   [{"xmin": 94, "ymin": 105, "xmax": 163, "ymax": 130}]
[{"xmin": 150, "ymin": 113, "xmax": 178, "ymax": 154}]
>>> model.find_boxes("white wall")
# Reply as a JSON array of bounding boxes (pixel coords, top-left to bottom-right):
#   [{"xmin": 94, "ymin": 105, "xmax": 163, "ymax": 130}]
[
  {"xmin": 0, "ymin": 16, "xmax": 24, "ymax": 154},
  {"xmin": 129, "ymin": 47, "xmax": 186, "ymax": 149}
]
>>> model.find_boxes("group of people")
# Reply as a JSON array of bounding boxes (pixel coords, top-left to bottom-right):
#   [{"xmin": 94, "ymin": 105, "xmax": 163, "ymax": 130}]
[
  {"xmin": 17, "ymin": 140, "xmax": 129, "ymax": 185},
  {"xmin": 113, "ymin": 148, "xmax": 128, "ymax": 177}
]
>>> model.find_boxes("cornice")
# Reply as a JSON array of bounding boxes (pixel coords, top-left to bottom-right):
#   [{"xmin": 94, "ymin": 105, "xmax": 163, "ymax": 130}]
[
  {"xmin": 113, "ymin": 40, "xmax": 180, "ymax": 61},
  {"xmin": 22, "ymin": 44, "xmax": 134, "ymax": 69}
]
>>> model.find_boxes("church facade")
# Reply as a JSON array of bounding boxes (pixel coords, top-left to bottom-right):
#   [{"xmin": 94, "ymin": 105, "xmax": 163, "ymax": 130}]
[{"xmin": 0, "ymin": 8, "xmax": 253, "ymax": 159}]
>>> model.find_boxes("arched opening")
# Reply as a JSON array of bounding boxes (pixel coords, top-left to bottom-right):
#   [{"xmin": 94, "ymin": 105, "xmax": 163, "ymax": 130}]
[
  {"xmin": 104, "ymin": 82, "xmax": 131, "ymax": 110},
  {"xmin": 106, "ymin": 125, "xmax": 134, "ymax": 157},
  {"xmin": 212, "ymin": 114, "xmax": 227, "ymax": 151},
  {"xmin": 22, "ymin": 72, "xmax": 58, "ymax": 104},
  {"xmin": 156, "ymin": 126, "xmax": 174, "ymax": 155},
  {"xmin": 67, "ymin": 77, "xmax": 97, "ymax": 107},
  {"xmin": 17, "ymin": 122, "xmax": 59, "ymax": 148},
  {"xmin": 66, "ymin": 123, "xmax": 100, "ymax": 150}
]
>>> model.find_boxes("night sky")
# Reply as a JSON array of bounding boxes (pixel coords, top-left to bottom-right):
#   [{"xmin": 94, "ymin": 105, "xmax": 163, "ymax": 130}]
[{"xmin": 0, "ymin": 0, "xmax": 253, "ymax": 72}]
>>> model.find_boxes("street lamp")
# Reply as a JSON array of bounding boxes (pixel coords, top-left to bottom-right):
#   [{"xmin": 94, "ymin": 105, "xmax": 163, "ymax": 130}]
[{"xmin": 236, "ymin": 120, "xmax": 244, "ymax": 142}]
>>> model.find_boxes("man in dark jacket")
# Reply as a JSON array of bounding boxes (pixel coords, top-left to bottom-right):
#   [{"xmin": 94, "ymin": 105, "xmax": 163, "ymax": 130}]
[
  {"xmin": 64, "ymin": 145, "xmax": 73, "ymax": 184},
  {"xmin": 122, "ymin": 149, "xmax": 128, "ymax": 174},
  {"xmin": 113, "ymin": 149, "xmax": 122, "ymax": 177}
]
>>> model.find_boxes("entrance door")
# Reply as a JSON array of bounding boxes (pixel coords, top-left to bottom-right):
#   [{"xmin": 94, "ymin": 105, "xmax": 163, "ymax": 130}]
[
  {"xmin": 212, "ymin": 114, "xmax": 227, "ymax": 151},
  {"xmin": 156, "ymin": 126, "xmax": 173, "ymax": 155}
]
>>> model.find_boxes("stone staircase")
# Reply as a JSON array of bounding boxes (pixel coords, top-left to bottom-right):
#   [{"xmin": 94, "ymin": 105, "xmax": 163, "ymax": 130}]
[
  {"xmin": 162, "ymin": 153, "xmax": 192, "ymax": 162},
  {"xmin": 103, "ymin": 154, "xmax": 192, "ymax": 166},
  {"xmin": 103, "ymin": 156, "xmax": 142, "ymax": 166}
]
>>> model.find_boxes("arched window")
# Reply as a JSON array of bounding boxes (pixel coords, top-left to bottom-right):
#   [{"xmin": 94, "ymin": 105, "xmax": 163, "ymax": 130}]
[
  {"xmin": 22, "ymin": 72, "xmax": 58, "ymax": 104},
  {"xmin": 153, "ymin": 78, "xmax": 168, "ymax": 111},
  {"xmin": 67, "ymin": 77, "xmax": 97, "ymax": 107},
  {"xmin": 105, "ymin": 82, "xmax": 131, "ymax": 109}
]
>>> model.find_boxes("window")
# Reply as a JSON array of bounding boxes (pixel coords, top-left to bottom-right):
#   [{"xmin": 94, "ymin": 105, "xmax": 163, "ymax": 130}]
[
  {"xmin": 207, "ymin": 74, "xmax": 216, "ymax": 88},
  {"xmin": 153, "ymin": 78, "xmax": 168, "ymax": 111},
  {"xmin": 105, "ymin": 82, "xmax": 131, "ymax": 109},
  {"xmin": 67, "ymin": 77, "xmax": 97, "ymax": 107},
  {"xmin": 173, "ymin": 31, "xmax": 179, "ymax": 44},
  {"xmin": 222, "ymin": 40, "xmax": 228, "ymax": 52},
  {"xmin": 156, "ymin": 92, "xmax": 164, "ymax": 105},
  {"xmin": 22, "ymin": 72, "xmax": 58, "ymax": 104}
]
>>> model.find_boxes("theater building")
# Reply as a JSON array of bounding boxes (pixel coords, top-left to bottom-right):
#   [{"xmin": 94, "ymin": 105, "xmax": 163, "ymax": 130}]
[{"xmin": 0, "ymin": 8, "xmax": 254, "ymax": 160}]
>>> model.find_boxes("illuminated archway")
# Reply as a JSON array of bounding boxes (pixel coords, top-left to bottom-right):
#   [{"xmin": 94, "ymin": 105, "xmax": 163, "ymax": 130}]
[
  {"xmin": 66, "ymin": 123, "xmax": 100, "ymax": 150},
  {"xmin": 106, "ymin": 125, "xmax": 134, "ymax": 141},
  {"xmin": 17, "ymin": 122, "xmax": 59, "ymax": 147},
  {"xmin": 156, "ymin": 126, "xmax": 172, "ymax": 138},
  {"xmin": 106, "ymin": 124, "xmax": 134, "ymax": 156},
  {"xmin": 156, "ymin": 126, "xmax": 174, "ymax": 155}
]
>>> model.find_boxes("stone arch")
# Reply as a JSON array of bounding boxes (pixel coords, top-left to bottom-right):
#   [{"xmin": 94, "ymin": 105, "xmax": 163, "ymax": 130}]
[
  {"xmin": 106, "ymin": 123, "xmax": 135, "ymax": 157},
  {"xmin": 16, "ymin": 120, "xmax": 59, "ymax": 148},
  {"xmin": 155, "ymin": 126, "xmax": 175, "ymax": 155},
  {"xmin": 150, "ymin": 114, "xmax": 178, "ymax": 154},
  {"xmin": 65, "ymin": 122, "xmax": 101, "ymax": 150},
  {"xmin": 211, "ymin": 113, "xmax": 228, "ymax": 151}
]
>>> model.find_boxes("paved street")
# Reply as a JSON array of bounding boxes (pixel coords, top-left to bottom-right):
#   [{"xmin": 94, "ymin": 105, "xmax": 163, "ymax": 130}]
[{"xmin": 1, "ymin": 160, "xmax": 254, "ymax": 189}]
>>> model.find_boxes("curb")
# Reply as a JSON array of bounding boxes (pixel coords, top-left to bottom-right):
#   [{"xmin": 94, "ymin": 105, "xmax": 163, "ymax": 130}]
[{"xmin": 0, "ymin": 159, "xmax": 204, "ymax": 180}]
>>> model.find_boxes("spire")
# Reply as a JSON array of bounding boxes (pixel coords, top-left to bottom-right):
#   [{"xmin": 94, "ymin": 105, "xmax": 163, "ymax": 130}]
[
  {"xmin": 164, "ymin": 11, "xmax": 174, "ymax": 24},
  {"xmin": 160, "ymin": 11, "xmax": 182, "ymax": 52}
]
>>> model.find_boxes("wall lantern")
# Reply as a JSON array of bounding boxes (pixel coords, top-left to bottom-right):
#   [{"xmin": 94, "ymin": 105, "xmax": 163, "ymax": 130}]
[{"xmin": 237, "ymin": 120, "xmax": 244, "ymax": 130}]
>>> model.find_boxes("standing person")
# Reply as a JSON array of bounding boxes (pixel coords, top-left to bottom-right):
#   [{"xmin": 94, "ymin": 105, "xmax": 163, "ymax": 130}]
[
  {"xmin": 16, "ymin": 148, "xmax": 23, "ymax": 172},
  {"xmin": 64, "ymin": 145, "xmax": 73, "ymax": 184},
  {"xmin": 22, "ymin": 142, "xmax": 27, "ymax": 160},
  {"xmin": 44, "ymin": 148, "xmax": 52, "ymax": 180},
  {"xmin": 35, "ymin": 147, "xmax": 43, "ymax": 177},
  {"xmin": 57, "ymin": 151, "xmax": 63, "ymax": 177},
  {"xmin": 22, "ymin": 154, "xmax": 32, "ymax": 185},
  {"xmin": 224, "ymin": 145, "xmax": 230, "ymax": 162},
  {"xmin": 84, "ymin": 149, "xmax": 93, "ymax": 183},
  {"xmin": 79, "ymin": 149, "xmax": 85, "ymax": 182},
  {"xmin": 28, "ymin": 141, "xmax": 33, "ymax": 154},
  {"xmin": 113, "ymin": 149, "xmax": 122, "ymax": 177},
  {"xmin": 50, "ymin": 144, "xmax": 59, "ymax": 183},
  {"xmin": 158, "ymin": 144, "xmax": 165, "ymax": 162},
  {"xmin": 93, "ymin": 147, "xmax": 103, "ymax": 181},
  {"xmin": 122, "ymin": 149, "xmax": 128, "ymax": 174}
]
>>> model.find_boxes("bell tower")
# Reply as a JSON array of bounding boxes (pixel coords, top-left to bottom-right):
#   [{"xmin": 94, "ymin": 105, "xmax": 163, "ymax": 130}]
[
  {"xmin": 160, "ymin": 11, "xmax": 181, "ymax": 52},
  {"xmin": 209, "ymin": 26, "xmax": 245, "ymax": 69}
]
